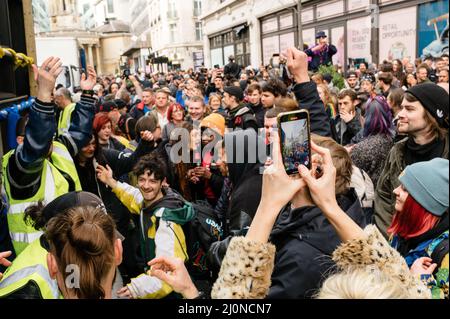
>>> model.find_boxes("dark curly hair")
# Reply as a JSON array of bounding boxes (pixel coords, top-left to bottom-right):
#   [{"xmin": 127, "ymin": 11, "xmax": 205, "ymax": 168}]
[
  {"xmin": 260, "ymin": 79, "xmax": 288, "ymax": 98},
  {"xmin": 133, "ymin": 153, "xmax": 167, "ymax": 181}
]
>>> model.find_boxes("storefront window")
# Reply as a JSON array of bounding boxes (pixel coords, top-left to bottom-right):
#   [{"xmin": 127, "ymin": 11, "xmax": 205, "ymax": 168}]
[
  {"xmin": 263, "ymin": 36, "xmax": 280, "ymax": 65},
  {"xmin": 223, "ymin": 32, "xmax": 233, "ymax": 45},
  {"xmin": 224, "ymin": 45, "xmax": 234, "ymax": 61},
  {"xmin": 209, "ymin": 25, "xmax": 250, "ymax": 68},
  {"xmin": 347, "ymin": 15, "xmax": 372, "ymax": 63},
  {"xmin": 331, "ymin": 26, "xmax": 345, "ymax": 67},
  {"xmin": 236, "ymin": 42, "xmax": 244, "ymax": 55},
  {"xmin": 379, "ymin": 7, "xmax": 417, "ymax": 61},
  {"xmin": 262, "ymin": 17, "xmax": 278, "ymax": 34},
  {"xmin": 280, "ymin": 33, "xmax": 295, "ymax": 54},
  {"xmin": 280, "ymin": 13, "xmax": 294, "ymax": 30},
  {"xmin": 261, "ymin": 9, "xmax": 298, "ymax": 65},
  {"xmin": 211, "ymin": 35, "xmax": 222, "ymax": 48},
  {"xmin": 302, "ymin": 28, "xmax": 316, "ymax": 49},
  {"xmin": 211, "ymin": 48, "xmax": 224, "ymax": 67}
]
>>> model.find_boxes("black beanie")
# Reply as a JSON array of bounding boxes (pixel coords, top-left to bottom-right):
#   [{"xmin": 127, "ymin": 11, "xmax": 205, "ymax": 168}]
[{"xmin": 406, "ymin": 83, "xmax": 449, "ymax": 129}]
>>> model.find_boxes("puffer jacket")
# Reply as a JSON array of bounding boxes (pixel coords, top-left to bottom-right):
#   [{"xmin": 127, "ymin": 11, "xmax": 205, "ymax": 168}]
[
  {"xmin": 211, "ymin": 225, "xmax": 431, "ymax": 299},
  {"xmin": 374, "ymin": 136, "xmax": 449, "ymax": 239}
]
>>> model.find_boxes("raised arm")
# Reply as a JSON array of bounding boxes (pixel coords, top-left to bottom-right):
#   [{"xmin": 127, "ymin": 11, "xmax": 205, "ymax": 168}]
[
  {"xmin": 7, "ymin": 58, "xmax": 62, "ymax": 193},
  {"xmin": 96, "ymin": 164, "xmax": 143, "ymax": 215},
  {"xmin": 129, "ymin": 75, "xmax": 143, "ymax": 101},
  {"xmin": 286, "ymin": 47, "xmax": 332, "ymax": 137},
  {"xmin": 57, "ymin": 66, "xmax": 97, "ymax": 157},
  {"xmin": 102, "ymin": 130, "xmax": 156, "ymax": 177}
]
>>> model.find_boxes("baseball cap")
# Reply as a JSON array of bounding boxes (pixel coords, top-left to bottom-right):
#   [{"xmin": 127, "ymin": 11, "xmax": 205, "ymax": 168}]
[
  {"xmin": 224, "ymin": 86, "xmax": 244, "ymax": 102},
  {"xmin": 42, "ymin": 192, "xmax": 125, "ymax": 241}
]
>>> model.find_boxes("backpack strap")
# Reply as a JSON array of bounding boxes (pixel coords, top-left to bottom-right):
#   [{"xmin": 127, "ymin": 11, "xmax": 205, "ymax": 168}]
[{"xmin": 431, "ymin": 238, "xmax": 449, "ymax": 269}]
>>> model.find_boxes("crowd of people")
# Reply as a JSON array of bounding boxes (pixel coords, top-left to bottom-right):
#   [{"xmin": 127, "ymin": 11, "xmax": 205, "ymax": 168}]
[{"xmin": 0, "ymin": 36, "xmax": 448, "ymax": 300}]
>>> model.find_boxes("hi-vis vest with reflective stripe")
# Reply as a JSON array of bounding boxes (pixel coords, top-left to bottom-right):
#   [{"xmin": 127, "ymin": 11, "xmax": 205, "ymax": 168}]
[
  {"xmin": 0, "ymin": 238, "xmax": 61, "ymax": 299},
  {"xmin": 57, "ymin": 103, "xmax": 76, "ymax": 136},
  {"xmin": 1, "ymin": 141, "xmax": 81, "ymax": 255}
]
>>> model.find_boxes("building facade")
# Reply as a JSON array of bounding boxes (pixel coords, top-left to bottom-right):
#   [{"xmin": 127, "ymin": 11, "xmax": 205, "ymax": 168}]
[
  {"xmin": 79, "ymin": 0, "xmax": 131, "ymax": 31},
  {"xmin": 36, "ymin": 0, "xmax": 132, "ymax": 76},
  {"xmin": 32, "ymin": 0, "xmax": 50, "ymax": 33},
  {"xmin": 127, "ymin": 0, "xmax": 205, "ymax": 72},
  {"xmin": 202, "ymin": 0, "xmax": 449, "ymax": 70}
]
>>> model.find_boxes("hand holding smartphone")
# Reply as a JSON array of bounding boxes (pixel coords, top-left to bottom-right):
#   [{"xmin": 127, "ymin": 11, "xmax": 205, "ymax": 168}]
[{"xmin": 277, "ymin": 110, "xmax": 312, "ymax": 176}]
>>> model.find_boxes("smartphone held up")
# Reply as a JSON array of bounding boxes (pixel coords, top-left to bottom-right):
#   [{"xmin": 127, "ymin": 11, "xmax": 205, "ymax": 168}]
[{"xmin": 277, "ymin": 110, "xmax": 312, "ymax": 176}]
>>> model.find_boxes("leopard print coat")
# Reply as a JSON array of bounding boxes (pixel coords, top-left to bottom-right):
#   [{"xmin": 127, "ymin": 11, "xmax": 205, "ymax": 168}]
[{"xmin": 211, "ymin": 225, "xmax": 431, "ymax": 299}]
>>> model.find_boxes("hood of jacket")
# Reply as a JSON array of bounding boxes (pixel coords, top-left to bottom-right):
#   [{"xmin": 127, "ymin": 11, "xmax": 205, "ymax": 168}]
[
  {"xmin": 270, "ymin": 189, "xmax": 366, "ymax": 255},
  {"xmin": 142, "ymin": 187, "xmax": 195, "ymax": 225},
  {"xmin": 224, "ymin": 129, "xmax": 264, "ymax": 188}
]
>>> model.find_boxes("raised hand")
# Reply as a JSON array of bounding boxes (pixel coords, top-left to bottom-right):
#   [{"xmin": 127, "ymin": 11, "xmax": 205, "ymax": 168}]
[
  {"xmin": 298, "ymin": 141, "xmax": 337, "ymax": 211},
  {"xmin": 286, "ymin": 47, "xmax": 310, "ymax": 84},
  {"xmin": 32, "ymin": 57, "xmax": 63, "ymax": 103},
  {"xmin": 260, "ymin": 132, "xmax": 306, "ymax": 210},
  {"xmin": 80, "ymin": 66, "xmax": 97, "ymax": 91},
  {"xmin": 96, "ymin": 164, "xmax": 117, "ymax": 189}
]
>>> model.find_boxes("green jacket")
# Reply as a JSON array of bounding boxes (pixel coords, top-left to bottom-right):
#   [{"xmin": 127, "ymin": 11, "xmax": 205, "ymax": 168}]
[{"xmin": 374, "ymin": 135, "xmax": 449, "ymax": 238}]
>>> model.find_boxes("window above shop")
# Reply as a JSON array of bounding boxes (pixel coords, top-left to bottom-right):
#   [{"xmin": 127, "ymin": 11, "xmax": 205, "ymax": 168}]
[
  {"xmin": 347, "ymin": 0, "xmax": 370, "ymax": 12},
  {"xmin": 262, "ymin": 17, "xmax": 278, "ymax": 34},
  {"xmin": 279, "ymin": 12, "xmax": 294, "ymax": 30},
  {"xmin": 261, "ymin": 9, "xmax": 297, "ymax": 36},
  {"xmin": 316, "ymin": 0, "xmax": 344, "ymax": 20},
  {"xmin": 301, "ymin": 8, "xmax": 314, "ymax": 23}
]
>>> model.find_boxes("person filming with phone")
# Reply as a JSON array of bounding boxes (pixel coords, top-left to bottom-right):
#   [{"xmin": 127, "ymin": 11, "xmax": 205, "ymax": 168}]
[{"xmin": 305, "ymin": 31, "xmax": 337, "ymax": 72}]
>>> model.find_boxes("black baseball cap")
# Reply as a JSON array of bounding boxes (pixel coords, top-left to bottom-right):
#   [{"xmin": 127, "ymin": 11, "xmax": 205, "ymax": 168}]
[
  {"xmin": 224, "ymin": 86, "xmax": 244, "ymax": 101},
  {"xmin": 42, "ymin": 192, "xmax": 125, "ymax": 241}
]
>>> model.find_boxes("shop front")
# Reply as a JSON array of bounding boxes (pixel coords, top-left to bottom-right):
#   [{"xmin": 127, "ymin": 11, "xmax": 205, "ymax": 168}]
[
  {"xmin": 260, "ymin": 8, "xmax": 299, "ymax": 66},
  {"xmin": 283, "ymin": 0, "xmax": 448, "ymax": 71},
  {"xmin": 209, "ymin": 24, "xmax": 250, "ymax": 68}
]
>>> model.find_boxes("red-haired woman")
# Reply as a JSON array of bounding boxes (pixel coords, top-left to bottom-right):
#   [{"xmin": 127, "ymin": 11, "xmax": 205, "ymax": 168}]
[
  {"xmin": 93, "ymin": 112, "xmax": 127, "ymax": 151},
  {"xmin": 388, "ymin": 158, "xmax": 449, "ymax": 299},
  {"xmin": 162, "ymin": 103, "xmax": 186, "ymax": 143}
]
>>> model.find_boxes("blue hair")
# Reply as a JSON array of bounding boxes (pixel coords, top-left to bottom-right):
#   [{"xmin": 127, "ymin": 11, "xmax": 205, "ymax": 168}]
[{"xmin": 363, "ymin": 96, "xmax": 394, "ymax": 138}]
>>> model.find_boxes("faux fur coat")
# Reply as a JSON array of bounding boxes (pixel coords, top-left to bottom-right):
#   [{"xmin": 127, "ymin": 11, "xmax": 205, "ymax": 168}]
[{"xmin": 211, "ymin": 225, "xmax": 431, "ymax": 299}]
